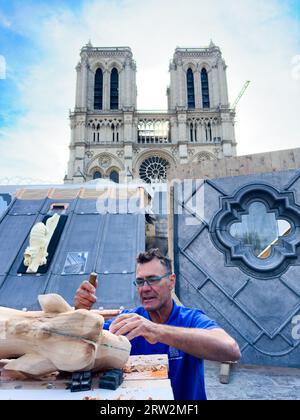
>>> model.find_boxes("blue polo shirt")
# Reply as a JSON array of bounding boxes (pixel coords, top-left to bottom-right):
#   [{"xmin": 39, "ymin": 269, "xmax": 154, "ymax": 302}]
[{"xmin": 104, "ymin": 302, "xmax": 219, "ymax": 400}]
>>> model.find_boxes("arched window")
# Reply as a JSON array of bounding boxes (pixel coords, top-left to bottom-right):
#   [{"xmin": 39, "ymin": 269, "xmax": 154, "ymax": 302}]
[
  {"xmin": 206, "ymin": 122, "xmax": 212, "ymax": 142},
  {"xmin": 110, "ymin": 170, "xmax": 119, "ymax": 184},
  {"xmin": 190, "ymin": 123, "xmax": 194, "ymax": 142},
  {"xmin": 112, "ymin": 124, "xmax": 115, "ymax": 142},
  {"xmin": 187, "ymin": 69, "xmax": 195, "ymax": 109},
  {"xmin": 93, "ymin": 171, "xmax": 102, "ymax": 180},
  {"xmin": 94, "ymin": 68, "xmax": 103, "ymax": 110},
  {"xmin": 201, "ymin": 68, "xmax": 210, "ymax": 108},
  {"xmin": 110, "ymin": 68, "xmax": 119, "ymax": 110}
]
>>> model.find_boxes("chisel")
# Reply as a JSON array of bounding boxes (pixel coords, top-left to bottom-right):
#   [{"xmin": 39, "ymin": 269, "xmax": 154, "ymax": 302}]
[{"xmin": 89, "ymin": 272, "xmax": 98, "ymax": 288}]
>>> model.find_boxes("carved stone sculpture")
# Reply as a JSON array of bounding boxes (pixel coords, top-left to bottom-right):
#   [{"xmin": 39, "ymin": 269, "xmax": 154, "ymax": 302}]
[
  {"xmin": 0, "ymin": 294, "xmax": 131, "ymax": 378},
  {"xmin": 23, "ymin": 214, "xmax": 60, "ymax": 273}
]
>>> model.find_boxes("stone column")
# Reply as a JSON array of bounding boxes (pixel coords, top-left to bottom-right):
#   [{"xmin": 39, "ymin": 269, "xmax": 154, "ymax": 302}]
[
  {"xmin": 179, "ymin": 144, "xmax": 188, "ymax": 164},
  {"xmin": 132, "ymin": 62, "xmax": 137, "ymax": 109},
  {"xmin": 170, "ymin": 117, "xmax": 178, "ymax": 144},
  {"xmin": 75, "ymin": 63, "xmax": 82, "ymax": 109},
  {"xmin": 124, "ymin": 112, "xmax": 133, "ymax": 143},
  {"xmin": 194, "ymin": 70, "xmax": 201, "ymax": 109},
  {"xmin": 103, "ymin": 70, "xmax": 110, "ymax": 111},
  {"xmin": 211, "ymin": 65, "xmax": 219, "ymax": 108},
  {"xmin": 169, "ymin": 62, "xmax": 177, "ymax": 110},
  {"xmin": 124, "ymin": 144, "xmax": 133, "ymax": 182},
  {"xmin": 124, "ymin": 60, "xmax": 131, "ymax": 108},
  {"xmin": 119, "ymin": 68, "xmax": 125, "ymax": 109},
  {"xmin": 208, "ymin": 69, "xmax": 213, "ymax": 109},
  {"xmin": 81, "ymin": 59, "xmax": 88, "ymax": 110},
  {"xmin": 196, "ymin": 122, "xmax": 201, "ymax": 143},
  {"xmin": 218, "ymin": 59, "xmax": 228, "ymax": 106},
  {"xmin": 178, "ymin": 64, "xmax": 186, "ymax": 107},
  {"xmin": 177, "ymin": 112, "xmax": 187, "ymax": 143},
  {"xmin": 221, "ymin": 61, "xmax": 229, "ymax": 106}
]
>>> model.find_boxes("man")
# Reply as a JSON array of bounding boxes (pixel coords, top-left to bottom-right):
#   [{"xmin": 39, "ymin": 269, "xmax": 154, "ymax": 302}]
[{"xmin": 75, "ymin": 249, "xmax": 241, "ymax": 400}]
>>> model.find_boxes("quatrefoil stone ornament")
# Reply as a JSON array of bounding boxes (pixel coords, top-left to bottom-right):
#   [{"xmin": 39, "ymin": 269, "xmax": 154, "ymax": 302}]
[{"xmin": 211, "ymin": 184, "xmax": 300, "ymax": 278}]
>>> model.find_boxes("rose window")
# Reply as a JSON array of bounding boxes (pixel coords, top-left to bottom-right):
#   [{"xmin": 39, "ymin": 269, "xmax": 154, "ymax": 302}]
[{"xmin": 139, "ymin": 157, "xmax": 170, "ymax": 184}]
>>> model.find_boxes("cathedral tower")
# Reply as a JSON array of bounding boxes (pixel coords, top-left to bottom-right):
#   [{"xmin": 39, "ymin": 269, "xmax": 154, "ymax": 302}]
[{"xmin": 65, "ymin": 42, "xmax": 236, "ymax": 184}]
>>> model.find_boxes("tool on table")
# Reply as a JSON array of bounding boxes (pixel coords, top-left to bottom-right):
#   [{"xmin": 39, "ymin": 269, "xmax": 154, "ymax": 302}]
[
  {"xmin": 70, "ymin": 371, "xmax": 92, "ymax": 392},
  {"xmin": 98, "ymin": 369, "xmax": 124, "ymax": 391}
]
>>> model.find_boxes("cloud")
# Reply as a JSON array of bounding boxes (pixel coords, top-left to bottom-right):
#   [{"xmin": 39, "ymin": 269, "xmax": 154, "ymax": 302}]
[
  {"xmin": 0, "ymin": 55, "xmax": 6, "ymax": 79},
  {"xmin": 0, "ymin": 0, "xmax": 299, "ymax": 183},
  {"xmin": 0, "ymin": 11, "xmax": 12, "ymax": 29}
]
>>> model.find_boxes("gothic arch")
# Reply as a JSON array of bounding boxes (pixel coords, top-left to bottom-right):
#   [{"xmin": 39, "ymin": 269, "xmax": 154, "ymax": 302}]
[
  {"xmin": 107, "ymin": 60, "xmax": 123, "ymax": 73},
  {"xmin": 183, "ymin": 63, "xmax": 197, "ymax": 73},
  {"xmin": 90, "ymin": 61, "xmax": 106, "ymax": 74},
  {"xmin": 134, "ymin": 149, "xmax": 177, "ymax": 182},
  {"xmin": 107, "ymin": 166, "xmax": 121, "ymax": 183},
  {"xmin": 90, "ymin": 167, "xmax": 104, "ymax": 179},
  {"xmin": 192, "ymin": 151, "xmax": 217, "ymax": 164},
  {"xmin": 199, "ymin": 62, "xmax": 212, "ymax": 72},
  {"xmin": 87, "ymin": 152, "xmax": 125, "ymax": 174},
  {"xmin": 134, "ymin": 149, "xmax": 177, "ymax": 170}
]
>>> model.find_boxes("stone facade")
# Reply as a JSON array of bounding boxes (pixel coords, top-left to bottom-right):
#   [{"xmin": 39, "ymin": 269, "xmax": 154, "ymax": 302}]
[
  {"xmin": 168, "ymin": 147, "xmax": 300, "ymax": 181},
  {"xmin": 65, "ymin": 41, "xmax": 236, "ymax": 184}
]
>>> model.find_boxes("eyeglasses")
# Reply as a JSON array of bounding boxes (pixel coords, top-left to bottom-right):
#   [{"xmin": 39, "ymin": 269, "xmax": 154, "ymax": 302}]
[{"xmin": 133, "ymin": 273, "xmax": 172, "ymax": 288}]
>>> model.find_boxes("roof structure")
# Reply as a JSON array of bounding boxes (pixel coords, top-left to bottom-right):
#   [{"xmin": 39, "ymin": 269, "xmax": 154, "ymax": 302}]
[{"xmin": 0, "ymin": 186, "xmax": 147, "ymax": 310}]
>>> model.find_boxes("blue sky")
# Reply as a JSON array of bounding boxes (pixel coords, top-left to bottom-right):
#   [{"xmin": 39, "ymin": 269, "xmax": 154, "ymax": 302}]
[{"xmin": 0, "ymin": 0, "xmax": 299, "ymax": 183}]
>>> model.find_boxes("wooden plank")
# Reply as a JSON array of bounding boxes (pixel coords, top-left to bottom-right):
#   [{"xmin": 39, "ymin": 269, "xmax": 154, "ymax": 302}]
[
  {"xmin": 0, "ymin": 379, "xmax": 174, "ymax": 400},
  {"xmin": 0, "ymin": 355, "xmax": 170, "ymax": 389},
  {"xmin": 123, "ymin": 355, "xmax": 169, "ymax": 381}
]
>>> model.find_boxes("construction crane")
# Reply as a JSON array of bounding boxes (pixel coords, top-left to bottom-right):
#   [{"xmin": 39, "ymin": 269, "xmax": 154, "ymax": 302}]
[{"xmin": 231, "ymin": 80, "xmax": 251, "ymax": 111}]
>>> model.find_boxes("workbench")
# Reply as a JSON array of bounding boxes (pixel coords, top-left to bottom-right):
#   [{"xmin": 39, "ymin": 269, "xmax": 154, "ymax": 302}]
[{"xmin": 0, "ymin": 355, "xmax": 174, "ymax": 400}]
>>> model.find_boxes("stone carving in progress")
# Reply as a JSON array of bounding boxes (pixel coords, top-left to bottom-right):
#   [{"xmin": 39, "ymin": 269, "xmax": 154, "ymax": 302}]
[
  {"xmin": 23, "ymin": 214, "xmax": 60, "ymax": 273},
  {"xmin": 0, "ymin": 294, "xmax": 131, "ymax": 378}
]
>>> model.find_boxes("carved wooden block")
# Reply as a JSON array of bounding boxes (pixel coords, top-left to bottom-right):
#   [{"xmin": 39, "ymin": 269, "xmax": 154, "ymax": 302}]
[{"xmin": 0, "ymin": 294, "xmax": 131, "ymax": 378}]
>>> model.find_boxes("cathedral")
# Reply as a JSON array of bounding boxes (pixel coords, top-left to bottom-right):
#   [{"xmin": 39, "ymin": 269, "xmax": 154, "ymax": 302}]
[{"xmin": 65, "ymin": 41, "xmax": 236, "ymax": 184}]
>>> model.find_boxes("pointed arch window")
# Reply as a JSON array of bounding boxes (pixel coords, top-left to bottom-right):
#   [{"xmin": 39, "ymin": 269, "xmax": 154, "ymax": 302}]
[
  {"xmin": 206, "ymin": 122, "xmax": 212, "ymax": 142},
  {"xmin": 110, "ymin": 68, "xmax": 119, "ymax": 110},
  {"xmin": 201, "ymin": 68, "xmax": 210, "ymax": 109},
  {"xmin": 94, "ymin": 68, "xmax": 103, "ymax": 110},
  {"xmin": 93, "ymin": 171, "xmax": 102, "ymax": 180},
  {"xmin": 187, "ymin": 68, "xmax": 195, "ymax": 109},
  {"xmin": 110, "ymin": 170, "xmax": 119, "ymax": 184}
]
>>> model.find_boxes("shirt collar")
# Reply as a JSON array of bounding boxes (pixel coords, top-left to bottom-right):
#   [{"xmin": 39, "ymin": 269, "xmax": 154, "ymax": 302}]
[{"xmin": 143, "ymin": 300, "xmax": 179, "ymax": 325}]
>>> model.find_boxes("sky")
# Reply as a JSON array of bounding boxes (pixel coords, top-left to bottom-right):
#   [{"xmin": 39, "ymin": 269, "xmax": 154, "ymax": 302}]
[{"xmin": 0, "ymin": 0, "xmax": 299, "ymax": 184}]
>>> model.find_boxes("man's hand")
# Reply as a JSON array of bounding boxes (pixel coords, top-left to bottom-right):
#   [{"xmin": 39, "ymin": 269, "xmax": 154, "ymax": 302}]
[
  {"xmin": 74, "ymin": 280, "xmax": 98, "ymax": 310},
  {"xmin": 109, "ymin": 314, "xmax": 160, "ymax": 344}
]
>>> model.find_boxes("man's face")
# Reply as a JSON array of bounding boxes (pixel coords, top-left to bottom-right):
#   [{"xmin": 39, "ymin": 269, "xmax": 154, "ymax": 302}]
[{"xmin": 136, "ymin": 258, "xmax": 175, "ymax": 312}]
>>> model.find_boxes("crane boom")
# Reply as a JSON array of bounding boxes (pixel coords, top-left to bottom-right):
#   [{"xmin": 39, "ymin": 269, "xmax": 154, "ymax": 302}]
[{"xmin": 231, "ymin": 80, "xmax": 251, "ymax": 110}]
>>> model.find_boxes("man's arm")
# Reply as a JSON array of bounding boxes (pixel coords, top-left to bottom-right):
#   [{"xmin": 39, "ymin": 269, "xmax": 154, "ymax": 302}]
[
  {"xmin": 157, "ymin": 324, "xmax": 241, "ymax": 362},
  {"xmin": 110, "ymin": 313, "xmax": 240, "ymax": 363}
]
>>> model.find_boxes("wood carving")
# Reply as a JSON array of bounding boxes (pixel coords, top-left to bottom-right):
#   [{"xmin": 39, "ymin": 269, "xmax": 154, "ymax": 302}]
[
  {"xmin": 23, "ymin": 214, "xmax": 60, "ymax": 273},
  {"xmin": 0, "ymin": 294, "xmax": 131, "ymax": 378}
]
